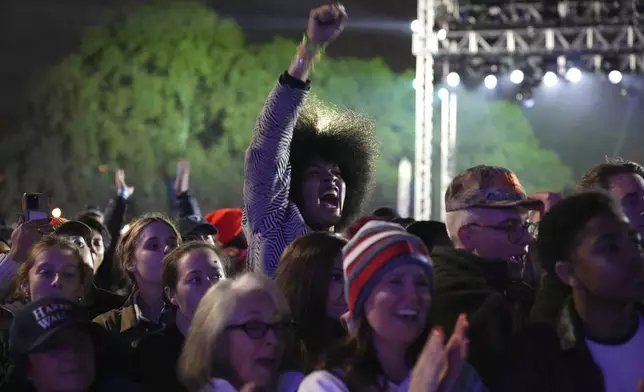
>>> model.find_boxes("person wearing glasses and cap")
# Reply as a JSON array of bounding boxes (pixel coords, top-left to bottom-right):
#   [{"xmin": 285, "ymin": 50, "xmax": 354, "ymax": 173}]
[
  {"xmin": 430, "ymin": 165, "xmax": 543, "ymax": 389},
  {"xmin": 3, "ymin": 296, "xmax": 138, "ymax": 392}
]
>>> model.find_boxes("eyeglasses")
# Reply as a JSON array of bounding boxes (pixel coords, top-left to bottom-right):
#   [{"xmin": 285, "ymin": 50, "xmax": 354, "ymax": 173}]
[
  {"xmin": 470, "ymin": 220, "xmax": 532, "ymax": 244},
  {"xmin": 226, "ymin": 320, "xmax": 294, "ymax": 340}
]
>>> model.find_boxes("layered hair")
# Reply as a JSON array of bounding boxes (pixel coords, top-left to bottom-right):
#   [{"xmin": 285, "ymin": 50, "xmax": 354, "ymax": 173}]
[
  {"xmin": 4, "ymin": 235, "xmax": 92, "ymax": 303},
  {"xmin": 319, "ymin": 315, "xmax": 429, "ymax": 391},
  {"xmin": 289, "ymin": 100, "xmax": 378, "ymax": 230},
  {"xmin": 162, "ymin": 241, "xmax": 231, "ymax": 292},
  {"xmin": 578, "ymin": 157, "xmax": 644, "ymax": 190},
  {"xmin": 275, "ymin": 232, "xmax": 347, "ymax": 372},
  {"xmin": 179, "ymin": 272, "xmax": 294, "ymax": 392},
  {"xmin": 117, "ymin": 213, "xmax": 181, "ymax": 285}
]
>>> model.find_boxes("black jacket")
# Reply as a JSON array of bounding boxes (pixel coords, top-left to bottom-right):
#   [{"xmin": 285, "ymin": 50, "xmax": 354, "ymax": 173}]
[
  {"xmin": 501, "ymin": 298, "xmax": 644, "ymax": 392},
  {"xmin": 430, "ymin": 247, "xmax": 535, "ymax": 388}
]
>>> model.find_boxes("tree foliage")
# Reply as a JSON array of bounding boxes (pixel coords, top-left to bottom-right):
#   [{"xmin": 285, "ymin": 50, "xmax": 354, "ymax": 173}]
[
  {"xmin": 452, "ymin": 89, "xmax": 574, "ymax": 194},
  {"xmin": 0, "ymin": 2, "xmax": 572, "ymax": 218}
]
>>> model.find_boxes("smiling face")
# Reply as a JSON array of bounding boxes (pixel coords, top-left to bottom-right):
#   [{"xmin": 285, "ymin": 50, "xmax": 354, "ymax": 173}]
[
  {"xmin": 364, "ymin": 263, "xmax": 431, "ymax": 346},
  {"xmin": 299, "ymin": 159, "xmax": 346, "ymax": 230}
]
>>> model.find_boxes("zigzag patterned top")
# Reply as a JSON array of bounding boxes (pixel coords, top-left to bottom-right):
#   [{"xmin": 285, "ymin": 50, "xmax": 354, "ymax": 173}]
[{"xmin": 242, "ymin": 74, "xmax": 310, "ymax": 277}]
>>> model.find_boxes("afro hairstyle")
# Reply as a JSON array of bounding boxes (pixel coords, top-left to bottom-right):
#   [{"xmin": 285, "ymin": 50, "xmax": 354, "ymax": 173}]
[
  {"xmin": 578, "ymin": 157, "xmax": 644, "ymax": 191},
  {"xmin": 536, "ymin": 190, "xmax": 622, "ymax": 276},
  {"xmin": 289, "ymin": 99, "xmax": 378, "ymax": 230}
]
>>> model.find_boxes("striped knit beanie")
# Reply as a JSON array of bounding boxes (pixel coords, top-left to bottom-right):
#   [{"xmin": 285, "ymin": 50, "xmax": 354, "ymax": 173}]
[{"xmin": 343, "ymin": 220, "xmax": 434, "ymax": 316}]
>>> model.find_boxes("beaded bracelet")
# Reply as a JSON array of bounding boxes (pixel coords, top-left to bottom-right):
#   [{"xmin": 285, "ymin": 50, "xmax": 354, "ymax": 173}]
[{"xmin": 298, "ymin": 34, "xmax": 324, "ymax": 63}]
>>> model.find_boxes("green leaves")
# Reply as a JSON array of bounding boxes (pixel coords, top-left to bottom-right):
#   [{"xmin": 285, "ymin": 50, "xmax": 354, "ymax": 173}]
[{"xmin": 1, "ymin": 1, "xmax": 573, "ymax": 217}]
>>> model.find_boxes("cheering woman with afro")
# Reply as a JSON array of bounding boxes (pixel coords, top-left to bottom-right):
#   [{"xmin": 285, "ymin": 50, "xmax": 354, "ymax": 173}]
[{"xmin": 243, "ymin": 3, "xmax": 378, "ymax": 277}]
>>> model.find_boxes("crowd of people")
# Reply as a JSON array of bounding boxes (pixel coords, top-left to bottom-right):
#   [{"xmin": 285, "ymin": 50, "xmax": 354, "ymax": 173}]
[{"xmin": 0, "ymin": 3, "xmax": 643, "ymax": 392}]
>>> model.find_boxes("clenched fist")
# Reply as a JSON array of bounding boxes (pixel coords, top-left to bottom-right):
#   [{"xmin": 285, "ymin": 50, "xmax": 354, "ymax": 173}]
[{"xmin": 306, "ymin": 3, "xmax": 347, "ymax": 45}]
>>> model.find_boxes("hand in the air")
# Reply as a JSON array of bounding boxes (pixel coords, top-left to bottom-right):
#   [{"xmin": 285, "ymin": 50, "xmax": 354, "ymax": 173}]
[
  {"xmin": 8, "ymin": 219, "xmax": 53, "ymax": 263},
  {"xmin": 306, "ymin": 3, "xmax": 347, "ymax": 45},
  {"xmin": 115, "ymin": 169, "xmax": 135, "ymax": 196},
  {"xmin": 174, "ymin": 160, "xmax": 190, "ymax": 194}
]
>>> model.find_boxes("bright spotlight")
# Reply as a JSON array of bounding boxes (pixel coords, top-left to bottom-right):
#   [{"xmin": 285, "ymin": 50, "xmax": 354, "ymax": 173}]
[
  {"xmin": 565, "ymin": 68, "xmax": 582, "ymax": 83},
  {"xmin": 437, "ymin": 88, "xmax": 448, "ymax": 100},
  {"xmin": 543, "ymin": 71, "xmax": 558, "ymax": 87},
  {"xmin": 51, "ymin": 208, "xmax": 62, "ymax": 218},
  {"xmin": 410, "ymin": 20, "xmax": 422, "ymax": 33},
  {"xmin": 412, "ymin": 78, "xmax": 420, "ymax": 90},
  {"xmin": 510, "ymin": 70, "xmax": 524, "ymax": 84},
  {"xmin": 484, "ymin": 75, "xmax": 497, "ymax": 89},
  {"xmin": 608, "ymin": 70, "xmax": 622, "ymax": 84},
  {"xmin": 446, "ymin": 72, "xmax": 460, "ymax": 87},
  {"xmin": 436, "ymin": 29, "xmax": 447, "ymax": 40},
  {"xmin": 523, "ymin": 98, "xmax": 535, "ymax": 108}
]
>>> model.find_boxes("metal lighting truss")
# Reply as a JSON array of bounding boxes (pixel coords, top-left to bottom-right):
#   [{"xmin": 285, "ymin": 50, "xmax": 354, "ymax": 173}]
[
  {"xmin": 430, "ymin": 2, "xmax": 644, "ymax": 74},
  {"xmin": 412, "ymin": 0, "xmax": 437, "ymax": 220},
  {"xmin": 413, "ymin": 0, "xmax": 643, "ymax": 220}
]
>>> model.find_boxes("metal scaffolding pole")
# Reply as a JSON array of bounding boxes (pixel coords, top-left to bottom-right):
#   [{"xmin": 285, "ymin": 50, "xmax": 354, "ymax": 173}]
[{"xmin": 412, "ymin": 0, "xmax": 436, "ymax": 221}]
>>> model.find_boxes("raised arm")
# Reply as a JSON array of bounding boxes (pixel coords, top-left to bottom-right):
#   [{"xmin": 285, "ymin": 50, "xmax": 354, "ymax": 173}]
[
  {"xmin": 243, "ymin": 3, "xmax": 346, "ymax": 235},
  {"xmin": 242, "ymin": 75, "xmax": 309, "ymax": 235}
]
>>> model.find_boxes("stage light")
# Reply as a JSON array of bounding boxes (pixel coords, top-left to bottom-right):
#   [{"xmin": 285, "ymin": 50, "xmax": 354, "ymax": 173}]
[
  {"xmin": 437, "ymin": 29, "xmax": 447, "ymax": 40},
  {"xmin": 484, "ymin": 75, "xmax": 497, "ymax": 89},
  {"xmin": 565, "ymin": 68, "xmax": 582, "ymax": 83},
  {"xmin": 410, "ymin": 20, "xmax": 422, "ymax": 33},
  {"xmin": 522, "ymin": 98, "xmax": 535, "ymax": 108},
  {"xmin": 543, "ymin": 72, "xmax": 558, "ymax": 87},
  {"xmin": 510, "ymin": 70, "xmax": 524, "ymax": 84},
  {"xmin": 437, "ymin": 88, "xmax": 448, "ymax": 100},
  {"xmin": 446, "ymin": 72, "xmax": 460, "ymax": 87},
  {"xmin": 51, "ymin": 208, "xmax": 62, "ymax": 218},
  {"xmin": 608, "ymin": 70, "xmax": 622, "ymax": 84}
]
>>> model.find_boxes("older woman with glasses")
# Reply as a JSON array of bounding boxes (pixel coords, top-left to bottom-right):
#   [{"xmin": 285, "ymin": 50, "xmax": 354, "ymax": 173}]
[{"xmin": 178, "ymin": 272, "xmax": 303, "ymax": 392}]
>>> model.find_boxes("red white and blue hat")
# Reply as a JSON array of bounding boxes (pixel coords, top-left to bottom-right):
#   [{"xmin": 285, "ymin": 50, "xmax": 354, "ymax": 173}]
[{"xmin": 342, "ymin": 221, "xmax": 434, "ymax": 316}]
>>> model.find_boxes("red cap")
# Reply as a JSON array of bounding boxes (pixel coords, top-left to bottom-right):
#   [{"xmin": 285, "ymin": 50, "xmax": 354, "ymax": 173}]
[{"xmin": 205, "ymin": 208, "xmax": 243, "ymax": 246}]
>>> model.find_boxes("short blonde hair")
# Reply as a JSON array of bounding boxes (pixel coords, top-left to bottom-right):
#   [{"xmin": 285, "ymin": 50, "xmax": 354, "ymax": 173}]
[{"xmin": 178, "ymin": 272, "xmax": 292, "ymax": 392}]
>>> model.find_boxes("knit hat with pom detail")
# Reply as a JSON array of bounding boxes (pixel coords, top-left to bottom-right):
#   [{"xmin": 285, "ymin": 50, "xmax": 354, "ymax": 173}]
[{"xmin": 342, "ymin": 220, "xmax": 434, "ymax": 316}]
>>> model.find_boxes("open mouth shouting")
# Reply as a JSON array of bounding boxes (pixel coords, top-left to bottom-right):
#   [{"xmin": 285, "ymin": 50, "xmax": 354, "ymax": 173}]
[{"xmin": 320, "ymin": 188, "xmax": 340, "ymax": 210}]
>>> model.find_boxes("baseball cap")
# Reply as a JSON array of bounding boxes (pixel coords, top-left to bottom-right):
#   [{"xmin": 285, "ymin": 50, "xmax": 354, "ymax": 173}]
[
  {"xmin": 445, "ymin": 165, "xmax": 541, "ymax": 212},
  {"xmin": 9, "ymin": 297, "xmax": 90, "ymax": 357},
  {"xmin": 50, "ymin": 218, "xmax": 93, "ymax": 243},
  {"xmin": 205, "ymin": 208, "xmax": 243, "ymax": 246},
  {"xmin": 75, "ymin": 215, "xmax": 111, "ymax": 248},
  {"xmin": 178, "ymin": 215, "xmax": 218, "ymax": 240}
]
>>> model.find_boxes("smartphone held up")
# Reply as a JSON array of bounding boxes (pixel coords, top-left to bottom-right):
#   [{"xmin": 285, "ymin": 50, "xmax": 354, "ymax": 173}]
[{"xmin": 21, "ymin": 193, "xmax": 48, "ymax": 222}]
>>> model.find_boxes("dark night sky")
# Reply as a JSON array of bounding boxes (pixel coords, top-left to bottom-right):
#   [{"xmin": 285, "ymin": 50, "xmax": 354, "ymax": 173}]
[{"xmin": 0, "ymin": 0, "xmax": 417, "ymax": 119}]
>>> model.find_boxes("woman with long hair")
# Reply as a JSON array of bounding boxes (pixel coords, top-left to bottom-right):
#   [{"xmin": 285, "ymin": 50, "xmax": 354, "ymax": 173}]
[
  {"xmin": 93, "ymin": 213, "xmax": 180, "ymax": 348},
  {"xmin": 179, "ymin": 273, "xmax": 303, "ymax": 392},
  {"xmin": 136, "ymin": 241, "xmax": 229, "ymax": 391},
  {"xmin": 0, "ymin": 235, "xmax": 92, "ymax": 387},
  {"xmin": 299, "ymin": 221, "xmax": 487, "ymax": 392},
  {"xmin": 275, "ymin": 232, "xmax": 347, "ymax": 372}
]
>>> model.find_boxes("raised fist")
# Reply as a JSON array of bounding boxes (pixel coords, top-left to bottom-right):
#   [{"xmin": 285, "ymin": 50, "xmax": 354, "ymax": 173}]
[{"xmin": 306, "ymin": 3, "xmax": 347, "ymax": 45}]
